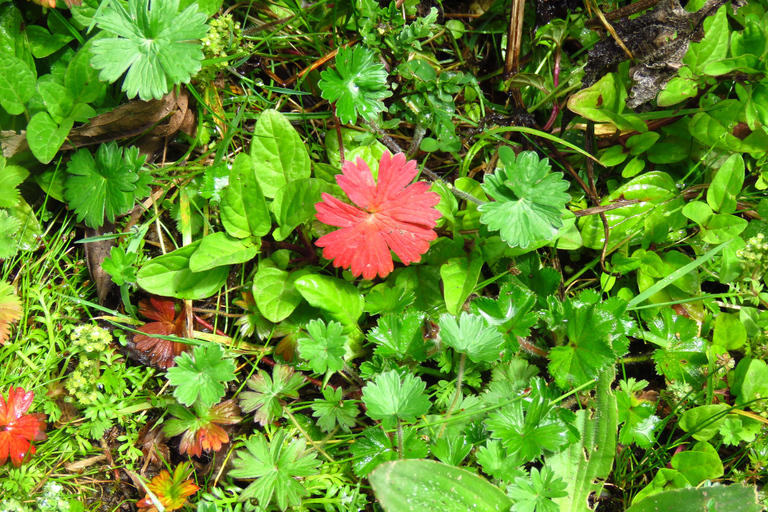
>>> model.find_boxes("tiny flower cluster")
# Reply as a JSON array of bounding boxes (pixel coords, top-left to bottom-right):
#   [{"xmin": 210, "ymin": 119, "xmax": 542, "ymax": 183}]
[{"xmin": 737, "ymin": 233, "xmax": 768, "ymax": 279}]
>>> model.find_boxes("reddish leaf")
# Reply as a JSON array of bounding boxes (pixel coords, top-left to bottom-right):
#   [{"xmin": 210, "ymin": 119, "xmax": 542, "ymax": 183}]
[
  {"xmin": 166, "ymin": 400, "xmax": 242, "ymax": 458},
  {"xmin": 0, "ymin": 386, "xmax": 47, "ymax": 467},
  {"xmin": 137, "ymin": 461, "xmax": 198, "ymax": 512},
  {"xmin": 314, "ymin": 152, "xmax": 441, "ymax": 280},
  {"xmin": 134, "ymin": 296, "xmax": 189, "ymax": 369}
]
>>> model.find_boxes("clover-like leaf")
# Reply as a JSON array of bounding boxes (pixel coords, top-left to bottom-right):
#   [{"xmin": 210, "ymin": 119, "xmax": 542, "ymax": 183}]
[
  {"xmin": 166, "ymin": 343, "xmax": 237, "ymax": 408},
  {"xmin": 318, "ymin": 46, "xmax": 392, "ymax": 124},
  {"xmin": 64, "ymin": 142, "xmax": 147, "ymax": 229},
  {"xmin": 229, "ymin": 429, "xmax": 321, "ymax": 510},
  {"xmin": 479, "ymin": 147, "xmax": 570, "ymax": 249},
  {"xmin": 438, "ymin": 312, "xmax": 505, "ymax": 363},
  {"xmin": 239, "ymin": 365, "xmax": 306, "ymax": 426},
  {"xmin": 90, "ymin": 0, "xmax": 209, "ymax": 101},
  {"xmin": 297, "ymin": 319, "xmax": 347, "ymax": 374},
  {"xmin": 362, "ymin": 370, "xmax": 431, "ymax": 429}
]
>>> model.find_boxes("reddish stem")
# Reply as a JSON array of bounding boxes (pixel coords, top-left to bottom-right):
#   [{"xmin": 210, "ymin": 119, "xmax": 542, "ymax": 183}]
[{"xmin": 543, "ymin": 47, "xmax": 562, "ymax": 132}]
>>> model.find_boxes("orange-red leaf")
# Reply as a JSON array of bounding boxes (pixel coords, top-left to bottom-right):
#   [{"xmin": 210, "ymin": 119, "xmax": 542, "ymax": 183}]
[
  {"xmin": 314, "ymin": 152, "xmax": 441, "ymax": 280},
  {"xmin": 0, "ymin": 282, "xmax": 22, "ymax": 345},
  {"xmin": 134, "ymin": 296, "xmax": 189, "ymax": 368},
  {"xmin": 137, "ymin": 461, "xmax": 198, "ymax": 512}
]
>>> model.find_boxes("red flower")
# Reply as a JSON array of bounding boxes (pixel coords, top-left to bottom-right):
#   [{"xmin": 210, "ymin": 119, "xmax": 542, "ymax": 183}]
[
  {"xmin": 137, "ymin": 461, "xmax": 199, "ymax": 512},
  {"xmin": 315, "ymin": 152, "xmax": 441, "ymax": 280},
  {"xmin": 0, "ymin": 386, "xmax": 47, "ymax": 467},
  {"xmin": 134, "ymin": 296, "xmax": 190, "ymax": 369}
]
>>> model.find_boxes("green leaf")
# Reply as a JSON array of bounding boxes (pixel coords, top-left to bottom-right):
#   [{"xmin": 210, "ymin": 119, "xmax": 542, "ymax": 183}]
[
  {"xmin": 90, "ymin": 0, "xmax": 209, "ymax": 100},
  {"xmin": 362, "ymin": 370, "xmax": 431, "ymax": 429},
  {"xmin": 0, "ymin": 52, "xmax": 35, "ymax": 115},
  {"xmin": 479, "ymin": 148, "xmax": 570, "ymax": 250},
  {"xmin": 349, "ymin": 427, "xmax": 428, "ymax": 477},
  {"xmin": 678, "ymin": 404, "xmax": 729, "ymax": 442},
  {"xmin": 370, "ymin": 459, "xmax": 512, "ymax": 512},
  {"xmin": 0, "ymin": 210, "xmax": 21, "ymax": 259},
  {"xmin": 0, "ymin": 156, "xmax": 29, "ymax": 208},
  {"xmin": 101, "ymin": 246, "xmax": 137, "ymax": 286},
  {"xmin": 670, "ymin": 441, "xmax": 723, "ymax": 485},
  {"xmin": 64, "ymin": 142, "xmax": 143, "ymax": 228},
  {"xmin": 471, "ymin": 283, "xmax": 538, "ymax": 342},
  {"xmin": 166, "ymin": 343, "xmax": 237, "ymax": 408},
  {"xmin": 438, "ymin": 312, "xmax": 504, "ymax": 363},
  {"xmin": 707, "ymin": 154, "xmax": 744, "ymax": 214},
  {"xmin": 250, "ymin": 109, "xmax": 312, "ymax": 198},
  {"xmin": 229, "ymin": 430, "xmax": 320, "ymax": 510},
  {"xmin": 27, "ymin": 113, "xmax": 74, "ymax": 165},
  {"xmin": 318, "ymin": 46, "xmax": 392, "ymax": 125},
  {"xmin": 616, "ymin": 379, "xmax": 660, "ymax": 448},
  {"xmin": 252, "ymin": 266, "xmax": 307, "ymax": 323},
  {"xmin": 646, "ymin": 309, "xmax": 708, "ymax": 385},
  {"xmin": 297, "ymin": 319, "xmax": 347, "ymax": 374},
  {"xmin": 730, "ymin": 357, "xmax": 768, "ymax": 410},
  {"xmin": 548, "ymin": 369, "xmax": 617, "ymax": 512},
  {"xmin": 189, "ymin": 232, "xmax": 259, "ymax": 273},
  {"xmin": 220, "ymin": 153, "xmax": 271, "ymax": 239},
  {"xmin": 239, "ymin": 365, "xmax": 305, "ymax": 426},
  {"xmin": 485, "ymin": 384, "xmax": 570, "ymax": 463},
  {"xmin": 37, "ymin": 81, "xmax": 75, "ymax": 123},
  {"xmin": 369, "ymin": 311, "xmax": 428, "ymax": 362},
  {"xmin": 294, "ymin": 274, "xmax": 363, "ymax": 338},
  {"xmin": 440, "ymin": 253, "xmax": 484, "ymax": 316},
  {"xmin": 364, "ymin": 285, "xmax": 415, "ymax": 315},
  {"xmin": 65, "ymin": 44, "xmax": 105, "ymax": 105},
  {"xmin": 272, "ymin": 178, "xmax": 329, "ymax": 241},
  {"xmin": 657, "ymin": 76, "xmax": 699, "ymax": 107},
  {"xmin": 627, "ymin": 485, "xmax": 762, "ymax": 512},
  {"xmin": 546, "ymin": 299, "xmax": 619, "ymax": 388},
  {"xmin": 136, "ymin": 240, "xmax": 229, "ymax": 300},
  {"xmin": 712, "ymin": 311, "xmax": 747, "ymax": 350},
  {"xmin": 311, "ymin": 386, "xmax": 359, "ymax": 433},
  {"xmin": 27, "ymin": 24, "xmax": 73, "ymax": 59},
  {"xmin": 431, "ymin": 434, "xmax": 472, "ymax": 467},
  {"xmin": 683, "ymin": 5, "xmax": 729, "ymax": 73},
  {"xmin": 507, "ymin": 466, "xmax": 568, "ymax": 512}
]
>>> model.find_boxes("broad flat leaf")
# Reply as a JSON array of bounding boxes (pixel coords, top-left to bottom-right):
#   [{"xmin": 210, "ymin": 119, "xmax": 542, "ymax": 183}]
[
  {"xmin": 678, "ymin": 404, "xmax": 729, "ymax": 441},
  {"xmin": 253, "ymin": 266, "xmax": 307, "ymax": 323},
  {"xmin": 220, "ymin": 153, "xmax": 271, "ymax": 239},
  {"xmin": 137, "ymin": 241, "xmax": 229, "ymax": 300},
  {"xmin": 712, "ymin": 311, "xmax": 746, "ymax": 350},
  {"xmin": 65, "ymin": 45, "xmax": 105, "ymax": 104},
  {"xmin": 294, "ymin": 274, "xmax": 363, "ymax": 339},
  {"xmin": 64, "ymin": 141, "xmax": 140, "ymax": 228},
  {"xmin": 318, "ymin": 46, "xmax": 392, "ymax": 125},
  {"xmin": 730, "ymin": 357, "xmax": 768, "ymax": 410},
  {"xmin": 315, "ymin": 152, "xmax": 441, "ymax": 280},
  {"xmin": 438, "ymin": 312, "xmax": 504, "ymax": 363},
  {"xmin": 0, "ymin": 156, "xmax": 29, "ymax": 208},
  {"xmin": 348, "ymin": 427, "xmax": 428, "ymax": 477},
  {"xmin": 707, "ymin": 154, "xmax": 744, "ymax": 214},
  {"xmin": 27, "ymin": 24, "xmax": 73, "ymax": 59},
  {"xmin": 362, "ymin": 370, "xmax": 431, "ymax": 429},
  {"xmin": 440, "ymin": 253, "xmax": 484, "ymax": 316},
  {"xmin": 548, "ymin": 369, "xmax": 617, "ymax": 512},
  {"xmin": 0, "ymin": 53, "xmax": 35, "ymax": 115},
  {"xmin": 229, "ymin": 430, "xmax": 320, "ymax": 510},
  {"xmin": 369, "ymin": 311, "xmax": 428, "ymax": 362},
  {"xmin": 645, "ymin": 309, "xmax": 707, "ymax": 384},
  {"xmin": 27, "ymin": 113, "xmax": 74, "ymax": 165},
  {"xmin": 272, "ymin": 178, "xmax": 329, "ymax": 241},
  {"xmin": 166, "ymin": 343, "xmax": 236, "ymax": 408},
  {"xmin": 37, "ymin": 81, "xmax": 74, "ymax": 123},
  {"xmin": 90, "ymin": 0, "xmax": 208, "ymax": 100},
  {"xmin": 617, "ymin": 381, "xmax": 660, "ymax": 448},
  {"xmin": 369, "ymin": 459, "xmax": 512, "ymax": 512},
  {"xmin": 479, "ymin": 148, "xmax": 570, "ymax": 250},
  {"xmin": 670, "ymin": 441, "xmax": 723, "ymax": 485},
  {"xmin": 392, "ymin": 264, "xmax": 446, "ymax": 315},
  {"xmin": 627, "ymin": 485, "xmax": 762, "ymax": 512},
  {"xmin": 188, "ymin": 232, "xmax": 259, "ymax": 272},
  {"xmin": 250, "ymin": 109, "xmax": 311, "ymax": 198},
  {"xmin": 683, "ymin": 5, "xmax": 729, "ymax": 73}
]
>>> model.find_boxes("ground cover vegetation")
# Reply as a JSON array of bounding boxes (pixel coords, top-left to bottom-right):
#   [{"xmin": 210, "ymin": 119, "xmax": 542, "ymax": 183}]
[{"xmin": 1, "ymin": 0, "xmax": 768, "ymax": 509}]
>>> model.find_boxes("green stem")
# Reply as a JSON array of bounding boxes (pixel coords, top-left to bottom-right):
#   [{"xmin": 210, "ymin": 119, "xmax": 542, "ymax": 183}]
[
  {"xmin": 619, "ymin": 353, "xmax": 654, "ymax": 364},
  {"xmin": 438, "ymin": 352, "xmax": 466, "ymax": 439},
  {"xmin": 284, "ymin": 406, "xmax": 335, "ymax": 463}
]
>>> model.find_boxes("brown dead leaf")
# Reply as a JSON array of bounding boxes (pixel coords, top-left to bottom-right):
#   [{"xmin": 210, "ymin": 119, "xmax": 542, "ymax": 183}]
[
  {"xmin": 582, "ymin": 0, "xmax": 738, "ymax": 110},
  {"xmin": 83, "ymin": 222, "xmax": 116, "ymax": 306}
]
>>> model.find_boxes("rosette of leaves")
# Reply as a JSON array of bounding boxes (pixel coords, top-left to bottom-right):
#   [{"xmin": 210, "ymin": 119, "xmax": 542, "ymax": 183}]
[
  {"xmin": 166, "ymin": 343, "xmax": 237, "ymax": 408},
  {"xmin": 64, "ymin": 142, "xmax": 150, "ymax": 229},
  {"xmin": 318, "ymin": 46, "xmax": 392, "ymax": 124},
  {"xmin": 90, "ymin": 0, "xmax": 209, "ymax": 101},
  {"xmin": 479, "ymin": 147, "xmax": 571, "ymax": 250}
]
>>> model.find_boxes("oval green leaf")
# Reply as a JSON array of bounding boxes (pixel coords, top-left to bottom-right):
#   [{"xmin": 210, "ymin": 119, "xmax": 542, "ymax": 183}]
[{"xmin": 137, "ymin": 240, "xmax": 229, "ymax": 299}]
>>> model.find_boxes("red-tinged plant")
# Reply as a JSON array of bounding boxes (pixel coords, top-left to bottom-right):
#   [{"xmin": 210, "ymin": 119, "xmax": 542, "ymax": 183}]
[
  {"xmin": 314, "ymin": 151, "xmax": 441, "ymax": 280},
  {"xmin": 163, "ymin": 400, "xmax": 242, "ymax": 458},
  {"xmin": 0, "ymin": 386, "xmax": 47, "ymax": 467},
  {"xmin": 137, "ymin": 461, "xmax": 199, "ymax": 512},
  {"xmin": 134, "ymin": 296, "xmax": 189, "ymax": 369},
  {"xmin": 0, "ymin": 281, "xmax": 22, "ymax": 345}
]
